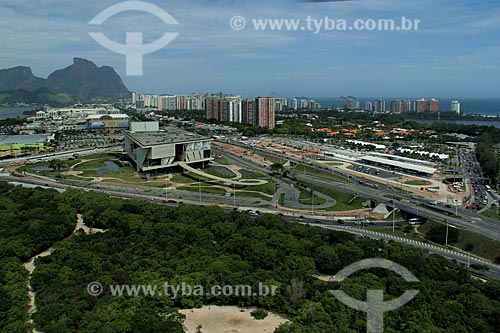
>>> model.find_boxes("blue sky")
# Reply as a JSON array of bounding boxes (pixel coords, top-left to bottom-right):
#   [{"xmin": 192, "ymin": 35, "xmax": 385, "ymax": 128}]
[{"xmin": 0, "ymin": 0, "xmax": 499, "ymax": 98}]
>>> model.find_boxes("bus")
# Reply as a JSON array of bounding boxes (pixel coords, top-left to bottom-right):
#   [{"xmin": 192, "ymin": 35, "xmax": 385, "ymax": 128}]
[{"xmin": 408, "ymin": 218, "xmax": 424, "ymax": 225}]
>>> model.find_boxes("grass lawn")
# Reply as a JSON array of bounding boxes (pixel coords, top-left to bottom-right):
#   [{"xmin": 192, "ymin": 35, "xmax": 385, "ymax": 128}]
[
  {"xmin": 171, "ymin": 172, "xmax": 212, "ymax": 184},
  {"xmin": 214, "ymin": 156, "xmax": 231, "ymax": 165},
  {"xmin": 364, "ymin": 226, "xmax": 423, "ymax": 241},
  {"xmin": 240, "ymin": 169, "xmax": 269, "ymax": 180},
  {"xmin": 419, "ymin": 220, "xmax": 500, "ymax": 261},
  {"xmin": 177, "ymin": 186, "xmax": 227, "ymax": 195},
  {"xmin": 74, "ymin": 158, "xmax": 109, "ymax": 171},
  {"xmin": 254, "ymin": 152, "xmax": 286, "ymax": 165},
  {"xmin": 278, "ymin": 193, "xmax": 285, "ymax": 206},
  {"xmin": 298, "ymin": 190, "xmax": 327, "ymax": 206},
  {"xmin": 297, "ymin": 181, "xmax": 365, "ymax": 211},
  {"xmin": 480, "ymin": 206, "xmax": 500, "ymax": 222},
  {"xmin": 204, "ymin": 167, "xmax": 234, "ymax": 179},
  {"xmin": 237, "ymin": 179, "xmax": 275, "ymax": 195},
  {"xmin": 294, "ymin": 164, "xmax": 348, "ymax": 183}
]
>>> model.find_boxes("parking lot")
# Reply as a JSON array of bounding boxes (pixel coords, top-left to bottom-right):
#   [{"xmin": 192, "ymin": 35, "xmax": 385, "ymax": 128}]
[
  {"xmin": 353, "ymin": 164, "xmax": 400, "ymax": 179},
  {"xmin": 59, "ymin": 133, "xmax": 112, "ymax": 150}
]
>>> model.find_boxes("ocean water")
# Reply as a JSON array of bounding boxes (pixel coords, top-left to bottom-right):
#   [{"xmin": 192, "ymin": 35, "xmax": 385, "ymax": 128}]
[
  {"xmin": 0, "ymin": 106, "xmax": 38, "ymax": 120},
  {"xmin": 313, "ymin": 98, "xmax": 500, "ymax": 116}
]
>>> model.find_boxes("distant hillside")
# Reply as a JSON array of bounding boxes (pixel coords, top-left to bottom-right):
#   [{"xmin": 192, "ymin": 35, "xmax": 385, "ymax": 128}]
[
  {"xmin": 0, "ymin": 58, "xmax": 130, "ymax": 102},
  {"xmin": 0, "ymin": 88, "xmax": 74, "ymax": 106}
]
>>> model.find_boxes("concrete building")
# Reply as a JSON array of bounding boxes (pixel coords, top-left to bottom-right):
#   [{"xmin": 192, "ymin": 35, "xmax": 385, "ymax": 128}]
[
  {"xmin": 205, "ymin": 96, "xmax": 219, "ymax": 120},
  {"xmin": 429, "ymin": 98, "xmax": 440, "ymax": 112},
  {"xmin": 226, "ymin": 96, "xmax": 242, "ymax": 123},
  {"xmin": 124, "ymin": 123, "xmax": 213, "ymax": 173},
  {"xmin": 415, "ymin": 98, "xmax": 440, "ymax": 112},
  {"xmin": 415, "ymin": 98, "xmax": 428, "ymax": 113},
  {"xmin": 390, "ymin": 100, "xmax": 411, "ymax": 113},
  {"xmin": 189, "ymin": 95, "xmax": 204, "ymax": 110},
  {"xmin": 346, "ymin": 98, "xmax": 360, "ymax": 110},
  {"xmin": 256, "ymin": 97, "xmax": 275, "ymax": 129},
  {"xmin": 299, "ymin": 99, "xmax": 309, "ymax": 109},
  {"xmin": 274, "ymin": 98, "xmax": 287, "ymax": 112},
  {"xmin": 374, "ymin": 99, "xmax": 386, "ymax": 112},
  {"xmin": 365, "ymin": 101, "xmax": 373, "ymax": 111},
  {"xmin": 242, "ymin": 99, "xmax": 255, "ymax": 125},
  {"xmin": 451, "ymin": 100, "xmax": 461, "ymax": 115},
  {"xmin": 176, "ymin": 95, "xmax": 189, "ymax": 110}
]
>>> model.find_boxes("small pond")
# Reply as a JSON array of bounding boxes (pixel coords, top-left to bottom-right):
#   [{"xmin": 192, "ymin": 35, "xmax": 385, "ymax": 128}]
[
  {"xmin": 90, "ymin": 161, "xmax": 123, "ymax": 174},
  {"xmin": 209, "ymin": 165, "xmax": 236, "ymax": 177}
]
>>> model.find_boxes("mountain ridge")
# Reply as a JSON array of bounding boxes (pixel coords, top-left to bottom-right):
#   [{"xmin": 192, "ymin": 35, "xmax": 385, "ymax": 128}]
[{"xmin": 0, "ymin": 58, "xmax": 130, "ymax": 101}]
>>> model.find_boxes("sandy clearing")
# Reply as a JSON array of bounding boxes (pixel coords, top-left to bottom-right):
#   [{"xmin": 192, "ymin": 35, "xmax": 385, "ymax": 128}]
[{"xmin": 179, "ymin": 306, "xmax": 289, "ymax": 333}]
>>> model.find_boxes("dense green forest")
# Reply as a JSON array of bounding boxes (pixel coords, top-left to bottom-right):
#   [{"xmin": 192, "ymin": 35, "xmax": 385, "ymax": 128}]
[
  {"xmin": 0, "ymin": 182, "xmax": 76, "ymax": 332},
  {"xmin": 0, "ymin": 182, "xmax": 499, "ymax": 332}
]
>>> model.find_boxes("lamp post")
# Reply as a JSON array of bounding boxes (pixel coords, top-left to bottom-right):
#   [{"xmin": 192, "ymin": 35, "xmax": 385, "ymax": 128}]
[
  {"xmin": 198, "ymin": 176, "xmax": 202, "ymax": 203},
  {"xmin": 392, "ymin": 200, "xmax": 396, "ymax": 233},
  {"xmin": 312, "ymin": 191, "xmax": 314, "ymax": 215},
  {"xmin": 445, "ymin": 219, "xmax": 449, "ymax": 246}
]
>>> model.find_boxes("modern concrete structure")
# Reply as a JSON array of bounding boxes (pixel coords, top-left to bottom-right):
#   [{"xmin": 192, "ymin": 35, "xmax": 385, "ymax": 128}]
[{"xmin": 124, "ymin": 123, "xmax": 213, "ymax": 173}]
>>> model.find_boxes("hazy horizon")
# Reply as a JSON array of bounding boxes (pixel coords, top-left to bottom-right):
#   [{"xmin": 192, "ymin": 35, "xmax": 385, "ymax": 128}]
[{"xmin": 1, "ymin": 0, "xmax": 499, "ymax": 98}]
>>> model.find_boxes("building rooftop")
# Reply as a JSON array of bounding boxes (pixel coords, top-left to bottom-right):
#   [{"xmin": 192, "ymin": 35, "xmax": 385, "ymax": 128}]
[
  {"xmin": 125, "ymin": 127, "xmax": 211, "ymax": 147},
  {"xmin": 0, "ymin": 134, "xmax": 48, "ymax": 146},
  {"xmin": 360, "ymin": 155, "xmax": 437, "ymax": 175}
]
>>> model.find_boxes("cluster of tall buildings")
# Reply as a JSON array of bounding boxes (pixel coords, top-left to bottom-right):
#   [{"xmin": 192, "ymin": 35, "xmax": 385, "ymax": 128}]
[
  {"xmin": 132, "ymin": 93, "xmax": 205, "ymax": 111},
  {"xmin": 132, "ymin": 92, "xmax": 322, "ymax": 129},
  {"xmin": 287, "ymin": 98, "xmax": 322, "ymax": 111},
  {"xmin": 346, "ymin": 98, "xmax": 445, "ymax": 113},
  {"xmin": 414, "ymin": 98, "xmax": 440, "ymax": 113},
  {"xmin": 205, "ymin": 95, "xmax": 276, "ymax": 129}
]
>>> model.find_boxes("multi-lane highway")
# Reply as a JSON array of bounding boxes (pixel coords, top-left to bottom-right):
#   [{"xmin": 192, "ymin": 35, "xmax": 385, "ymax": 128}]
[
  {"xmin": 3, "ymin": 174, "xmax": 498, "ymax": 280},
  {"xmin": 228, "ymin": 141, "xmax": 500, "ymax": 241}
]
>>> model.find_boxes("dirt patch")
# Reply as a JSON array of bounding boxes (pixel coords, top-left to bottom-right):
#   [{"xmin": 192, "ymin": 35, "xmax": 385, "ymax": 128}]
[{"xmin": 180, "ymin": 306, "xmax": 289, "ymax": 333}]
